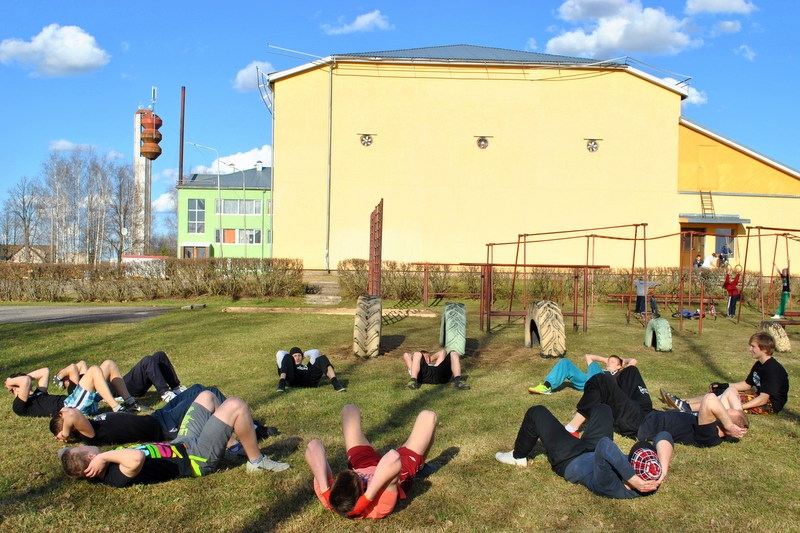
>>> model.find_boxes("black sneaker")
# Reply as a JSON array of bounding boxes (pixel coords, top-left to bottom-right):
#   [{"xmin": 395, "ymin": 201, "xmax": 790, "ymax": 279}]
[
  {"xmin": 331, "ymin": 378, "xmax": 346, "ymax": 392},
  {"xmin": 453, "ymin": 378, "xmax": 470, "ymax": 390},
  {"xmin": 255, "ymin": 425, "xmax": 279, "ymax": 440},
  {"xmin": 276, "ymin": 379, "xmax": 286, "ymax": 393},
  {"xmin": 405, "ymin": 378, "xmax": 419, "ymax": 390},
  {"xmin": 123, "ymin": 401, "xmax": 151, "ymax": 413}
]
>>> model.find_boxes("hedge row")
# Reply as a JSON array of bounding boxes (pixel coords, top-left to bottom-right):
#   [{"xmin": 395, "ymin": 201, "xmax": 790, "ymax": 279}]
[{"xmin": 0, "ymin": 258, "xmax": 304, "ymax": 302}]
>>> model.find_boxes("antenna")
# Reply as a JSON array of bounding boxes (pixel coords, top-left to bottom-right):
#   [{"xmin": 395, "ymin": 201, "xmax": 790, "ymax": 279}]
[
  {"xmin": 256, "ymin": 66, "xmax": 273, "ymax": 116},
  {"xmin": 150, "ymin": 86, "xmax": 158, "ymax": 111}
]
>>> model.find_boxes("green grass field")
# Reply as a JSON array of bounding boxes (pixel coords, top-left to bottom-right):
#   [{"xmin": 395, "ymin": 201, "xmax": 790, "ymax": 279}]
[{"xmin": 1, "ymin": 298, "xmax": 798, "ymax": 532}]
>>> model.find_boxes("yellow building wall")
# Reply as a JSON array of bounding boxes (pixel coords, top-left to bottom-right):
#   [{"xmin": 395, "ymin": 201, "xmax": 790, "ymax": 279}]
[{"xmin": 272, "ymin": 61, "xmax": 691, "ymax": 269}]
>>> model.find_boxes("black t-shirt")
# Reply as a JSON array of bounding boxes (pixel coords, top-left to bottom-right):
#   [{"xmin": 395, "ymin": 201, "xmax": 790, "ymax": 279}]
[
  {"xmin": 747, "ymin": 357, "xmax": 790, "ymax": 413},
  {"xmin": 637, "ymin": 410, "xmax": 722, "ymax": 447},
  {"xmin": 12, "ymin": 390, "xmax": 65, "ymax": 417},
  {"xmin": 100, "ymin": 443, "xmax": 195, "ymax": 487},
  {"xmin": 87, "ymin": 412, "xmax": 162, "ymax": 445}
]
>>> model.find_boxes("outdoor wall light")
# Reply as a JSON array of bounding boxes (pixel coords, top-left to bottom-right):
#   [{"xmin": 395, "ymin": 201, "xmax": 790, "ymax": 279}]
[
  {"xmin": 585, "ymin": 138, "xmax": 602, "ymax": 152},
  {"xmin": 476, "ymin": 136, "xmax": 491, "ymax": 149},
  {"xmin": 358, "ymin": 133, "xmax": 375, "ymax": 146}
]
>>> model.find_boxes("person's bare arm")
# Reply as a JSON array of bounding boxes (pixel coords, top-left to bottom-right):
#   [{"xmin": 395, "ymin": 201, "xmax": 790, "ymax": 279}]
[
  {"xmin": 85, "ymin": 449, "xmax": 145, "ymax": 479},
  {"xmin": 729, "ymin": 380, "xmax": 751, "ymax": 392},
  {"xmin": 57, "ymin": 408, "xmax": 95, "ymax": 441},
  {"xmin": 698, "ymin": 395, "xmax": 747, "ymax": 438},
  {"xmin": 584, "ymin": 354, "xmax": 607, "ymax": 365},
  {"xmin": 622, "ymin": 358, "xmax": 637, "ymax": 367},
  {"xmin": 363, "ymin": 449, "xmax": 401, "ymax": 500},
  {"xmin": 653, "ymin": 439, "xmax": 673, "ymax": 486},
  {"xmin": 305, "ymin": 439, "xmax": 333, "ymax": 492},
  {"xmin": 740, "ymin": 392, "xmax": 770, "ymax": 411}
]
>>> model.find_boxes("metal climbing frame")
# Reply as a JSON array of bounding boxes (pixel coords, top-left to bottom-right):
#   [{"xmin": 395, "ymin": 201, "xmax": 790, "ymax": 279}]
[{"xmin": 741, "ymin": 225, "xmax": 800, "ymax": 322}]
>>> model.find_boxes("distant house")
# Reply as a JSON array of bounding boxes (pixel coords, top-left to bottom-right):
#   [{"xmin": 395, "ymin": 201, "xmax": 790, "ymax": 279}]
[
  {"xmin": 266, "ymin": 44, "xmax": 800, "ymax": 270},
  {"xmin": 176, "ymin": 162, "xmax": 272, "ymax": 259},
  {"xmin": 1, "ymin": 244, "xmax": 50, "ymax": 263}
]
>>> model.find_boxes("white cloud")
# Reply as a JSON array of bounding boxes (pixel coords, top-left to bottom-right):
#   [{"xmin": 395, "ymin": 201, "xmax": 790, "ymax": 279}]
[
  {"xmin": 526, "ymin": 38, "xmax": 538, "ymax": 51},
  {"xmin": 192, "ymin": 145, "xmax": 273, "ymax": 174},
  {"xmin": 685, "ymin": 0, "xmax": 757, "ymax": 15},
  {"xmin": 322, "ymin": 10, "xmax": 394, "ymax": 35},
  {"xmin": 558, "ymin": 0, "xmax": 629, "ymax": 21},
  {"xmin": 0, "ymin": 24, "xmax": 110, "ymax": 76},
  {"xmin": 712, "ymin": 20, "xmax": 741, "ymax": 35},
  {"xmin": 152, "ymin": 190, "xmax": 176, "ymax": 213},
  {"xmin": 49, "ymin": 139, "xmax": 95, "ymax": 151},
  {"xmin": 663, "ymin": 76, "xmax": 707, "ymax": 106},
  {"xmin": 735, "ymin": 44, "xmax": 756, "ymax": 60},
  {"xmin": 233, "ymin": 60, "xmax": 274, "ymax": 92},
  {"xmin": 546, "ymin": 1, "xmax": 697, "ymax": 58},
  {"xmin": 105, "ymin": 150, "xmax": 124, "ymax": 161}
]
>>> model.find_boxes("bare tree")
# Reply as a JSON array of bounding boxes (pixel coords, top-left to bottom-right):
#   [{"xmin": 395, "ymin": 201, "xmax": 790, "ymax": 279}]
[
  {"xmin": 106, "ymin": 163, "xmax": 137, "ymax": 262},
  {"xmin": 7, "ymin": 176, "xmax": 41, "ymax": 262}
]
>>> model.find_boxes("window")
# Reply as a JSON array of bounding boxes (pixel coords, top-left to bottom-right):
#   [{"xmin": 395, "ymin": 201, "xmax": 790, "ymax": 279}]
[
  {"xmin": 188, "ymin": 199, "xmax": 205, "ymax": 234},
  {"xmin": 215, "ymin": 199, "xmax": 262, "ymax": 215},
  {"xmin": 215, "ymin": 229, "xmax": 237, "ymax": 244},
  {"xmin": 238, "ymin": 229, "xmax": 261, "ymax": 244},
  {"xmin": 183, "ymin": 246, "xmax": 208, "ymax": 259},
  {"xmin": 715, "ymin": 229, "xmax": 734, "ymax": 258}
]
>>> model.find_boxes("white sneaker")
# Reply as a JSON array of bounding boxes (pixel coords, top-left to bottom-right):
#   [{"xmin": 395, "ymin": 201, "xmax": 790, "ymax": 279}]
[
  {"xmin": 161, "ymin": 390, "xmax": 177, "ymax": 403},
  {"xmin": 772, "ymin": 314, "xmax": 783, "ymax": 319},
  {"xmin": 495, "ymin": 451, "xmax": 527, "ymax": 467},
  {"xmin": 246, "ymin": 455, "xmax": 290, "ymax": 473}
]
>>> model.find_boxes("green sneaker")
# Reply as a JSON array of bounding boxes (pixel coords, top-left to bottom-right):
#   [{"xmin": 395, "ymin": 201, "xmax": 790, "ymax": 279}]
[{"xmin": 528, "ymin": 383, "xmax": 551, "ymax": 395}]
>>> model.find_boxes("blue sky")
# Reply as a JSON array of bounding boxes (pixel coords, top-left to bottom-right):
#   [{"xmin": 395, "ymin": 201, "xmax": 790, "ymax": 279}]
[{"xmin": 1, "ymin": 0, "xmax": 796, "ymax": 232}]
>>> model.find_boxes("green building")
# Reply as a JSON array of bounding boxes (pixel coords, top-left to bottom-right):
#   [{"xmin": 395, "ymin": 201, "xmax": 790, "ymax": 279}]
[{"xmin": 176, "ymin": 162, "xmax": 272, "ymax": 259}]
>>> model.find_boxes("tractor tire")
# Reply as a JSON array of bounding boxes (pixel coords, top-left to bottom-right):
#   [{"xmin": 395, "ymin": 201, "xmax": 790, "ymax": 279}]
[
  {"xmin": 525, "ymin": 300, "xmax": 566, "ymax": 358},
  {"xmin": 759, "ymin": 321, "xmax": 791, "ymax": 353},
  {"xmin": 353, "ymin": 296, "xmax": 382, "ymax": 358},
  {"xmin": 644, "ymin": 317, "xmax": 672, "ymax": 352},
  {"xmin": 439, "ymin": 302, "xmax": 467, "ymax": 355}
]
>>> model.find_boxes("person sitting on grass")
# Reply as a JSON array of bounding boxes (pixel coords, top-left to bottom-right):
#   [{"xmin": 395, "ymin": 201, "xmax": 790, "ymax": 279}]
[
  {"xmin": 54, "ymin": 351, "xmax": 188, "ymax": 403},
  {"xmin": 58, "ymin": 390, "xmax": 289, "ymax": 487},
  {"xmin": 275, "ymin": 347, "xmax": 345, "ymax": 393},
  {"xmin": 403, "ymin": 349, "xmax": 470, "ymax": 390},
  {"xmin": 528, "ymin": 353, "xmax": 636, "ymax": 395},
  {"xmin": 495, "ymin": 403, "xmax": 673, "ymax": 499},
  {"xmin": 642, "ymin": 387, "xmax": 749, "ymax": 447},
  {"xmin": 305, "ymin": 404, "xmax": 437, "ymax": 519},
  {"xmin": 661, "ymin": 332, "xmax": 789, "ymax": 415},
  {"xmin": 50, "ymin": 383, "xmax": 278, "ymax": 448},
  {"xmin": 6, "ymin": 362, "xmax": 147, "ymax": 418}
]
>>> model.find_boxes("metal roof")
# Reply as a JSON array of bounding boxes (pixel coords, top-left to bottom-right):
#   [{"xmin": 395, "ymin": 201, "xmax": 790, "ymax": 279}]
[
  {"xmin": 178, "ymin": 166, "xmax": 272, "ymax": 190},
  {"xmin": 331, "ymin": 44, "xmax": 614, "ymax": 66}
]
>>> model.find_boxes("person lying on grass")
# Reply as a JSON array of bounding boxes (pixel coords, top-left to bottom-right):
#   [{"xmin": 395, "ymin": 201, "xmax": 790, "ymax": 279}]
[
  {"xmin": 495, "ymin": 403, "xmax": 673, "ymax": 499},
  {"xmin": 305, "ymin": 404, "xmax": 437, "ymax": 519},
  {"xmin": 6, "ymin": 361, "xmax": 147, "ymax": 418},
  {"xmin": 661, "ymin": 332, "xmax": 789, "ymax": 415},
  {"xmin": 59, "ymin": 391, "xmax": 289, "ymax": 487},
  {"xmin": 403, "ymin": 349, "xmax": 470, "ymax": 390},
  {"xmin": 50, "ymin": 383, "xmax": 278, "ymax": 450},
  {"xmin": 528, "ymin": 353, "xmax": 636, "ymax": 395}
]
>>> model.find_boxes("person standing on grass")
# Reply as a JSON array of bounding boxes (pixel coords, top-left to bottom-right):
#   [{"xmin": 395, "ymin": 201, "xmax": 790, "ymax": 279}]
[
  {"xmin": 305, "ymin": 404, "xmax": 437, "ymax": 519},
  {"xmin": 6, "ymin": 362, "xmax": 147, "ymax": 418},
  {"xmin": 495, "ymin": 403, "xmax": 673, "ymax": 499},
  {"xmin": 661, "ymin": 332, "xmax": 789, "ymax": 415},
  {"xmin": 722, "ymin": 268, "xmax": 741, "ymax": 318},
  {"xmin": 528, "ymin": 353, "xmax": 635, "ymax": 395},
  {"xmin": 275, "ymin": 347, "xmax": 345, "ymax": 393},
  {"xmin": 772, "ymin": 267, "xmax": 791, "ymax": 319},
  {"xmin": 403, "ymin": 349, "xmax": 470, "ymax": 390},
  {"xmin": 633, "ymin": 278, "xmax": 659, "ymax": 314},
  {"xmin": 58, "ymin": 390, "xmax": 289, "ymax": 487}
]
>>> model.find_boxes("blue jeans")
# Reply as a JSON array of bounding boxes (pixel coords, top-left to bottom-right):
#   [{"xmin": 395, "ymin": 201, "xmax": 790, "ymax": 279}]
[
  {"xmin": 564, "ymin": 437, "xmax": 639, "ymax": 499},
  {"xmin": 544, "ymin": 359, "xmax": 603, "ymax": 391}
]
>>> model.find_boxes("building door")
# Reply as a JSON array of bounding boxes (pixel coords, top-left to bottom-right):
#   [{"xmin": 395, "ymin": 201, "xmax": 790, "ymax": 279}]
[{"xmin": 680, "ymin": 228, "xmax": 706, "ymax": 268}]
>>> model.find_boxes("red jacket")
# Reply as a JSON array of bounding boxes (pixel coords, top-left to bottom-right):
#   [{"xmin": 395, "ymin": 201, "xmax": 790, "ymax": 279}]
[{"xmin": 723, "ymin": 274, "xmax": 740, "ymax": 297}]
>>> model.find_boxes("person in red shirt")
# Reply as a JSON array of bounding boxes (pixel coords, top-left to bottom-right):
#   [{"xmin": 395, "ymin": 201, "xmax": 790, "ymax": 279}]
[
  {"xmin": 722, "ymin": 267, "xmax": 741, "ymax": 318},
  {"xmin": 305, "ymin": 404, "xmax": 437, "ymax": 519}
]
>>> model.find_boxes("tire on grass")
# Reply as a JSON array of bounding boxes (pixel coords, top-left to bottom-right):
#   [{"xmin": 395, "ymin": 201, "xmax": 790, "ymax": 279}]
[
  {"xmin": 758, "ymin": 321, "xmax": 791, "ymax": 353},
  {"xmin": 439, "ymin": 302, "xmax": 467, "ymax": 355},
  {"xmin": 644, "ymin": 317, "xmax": 672, "ymax": 352},
  {"xmin": 525, "ymin": 300, "xmax": 566, "ymax": 358},
  {"xmin": 354, "ymin": 296, "xmax": 382, "ymax": 358}
]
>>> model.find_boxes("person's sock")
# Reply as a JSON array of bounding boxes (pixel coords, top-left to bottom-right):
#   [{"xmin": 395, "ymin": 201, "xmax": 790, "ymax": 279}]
[
  {"xmin": 124, "ymin": 397, "xmax": 136, "ymax": 405},
  {"xmin": 564, "ymin": 424, "xmax": 578, "ymax": 434},
  {"xmin": 249, "ymin": 454, "xmax": 265, "ymax": 464},
  {"xmin": 544, "ymin": 381, "xmax": 552, "ymax": 389},
  {"xmin": 228, "ymin": 442, "xmax": 243, "ymax": 454}
]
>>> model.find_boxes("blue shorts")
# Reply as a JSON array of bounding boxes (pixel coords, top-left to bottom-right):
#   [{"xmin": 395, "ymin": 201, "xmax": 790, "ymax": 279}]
[{"xmin": 63, "ymin": 385, "xmax": 99, "ymax": 416}]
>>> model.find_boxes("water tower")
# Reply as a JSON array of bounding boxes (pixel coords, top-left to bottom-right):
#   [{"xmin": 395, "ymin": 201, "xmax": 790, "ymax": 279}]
[{"xmin": 132, "ymin": 87, "xmax": 162, "ymax": 255}]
